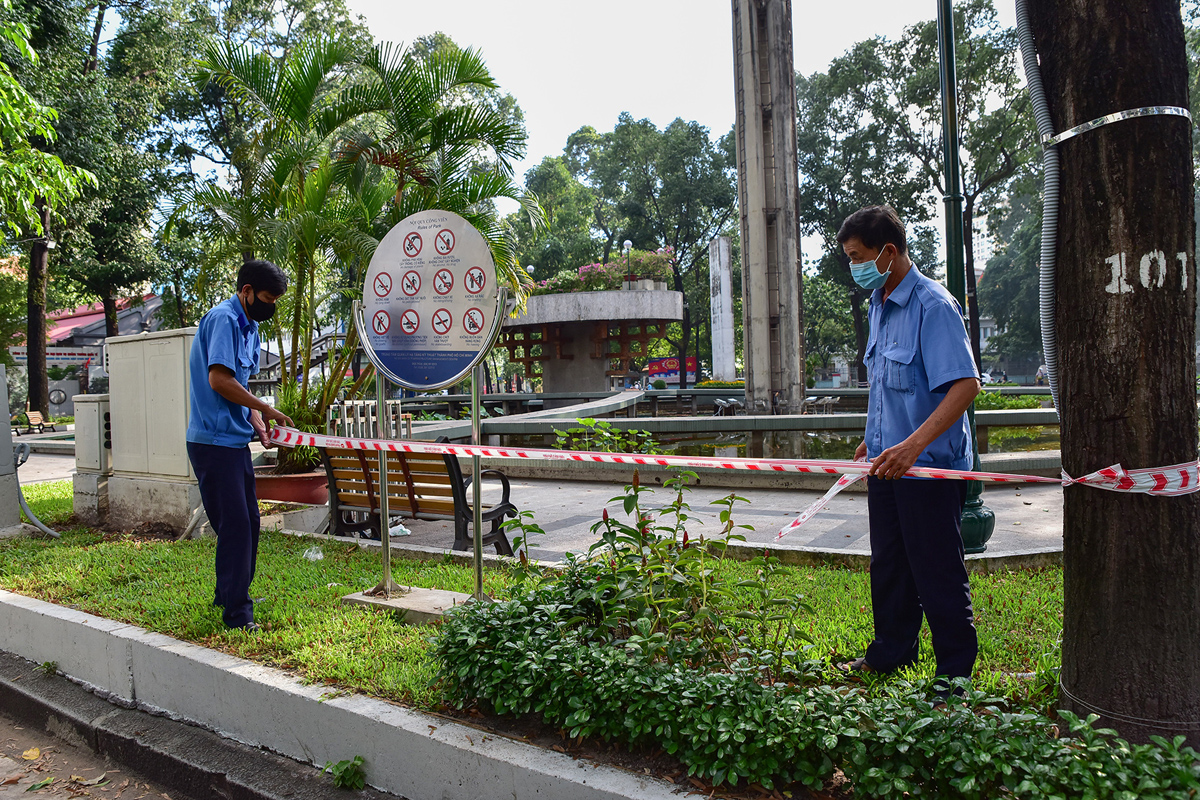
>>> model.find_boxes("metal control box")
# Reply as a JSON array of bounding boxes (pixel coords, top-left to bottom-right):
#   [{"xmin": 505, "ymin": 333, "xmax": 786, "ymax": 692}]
[
  {"xmin": 107, "ymin": 328, "xmax": 196, "ymax": 478},
  {"xmin": 73, "ymin": 394, "xmax": 111, "ymax": 474}
]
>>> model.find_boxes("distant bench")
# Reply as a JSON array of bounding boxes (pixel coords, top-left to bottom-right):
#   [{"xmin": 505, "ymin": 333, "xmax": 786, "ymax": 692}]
[
  {"xmin": 317, "ymin": 441, "xmax": 516, "ymax": 555},
  {"xmin": 12, "ymin": 410, "xmax": 57, "ymax": 436}
]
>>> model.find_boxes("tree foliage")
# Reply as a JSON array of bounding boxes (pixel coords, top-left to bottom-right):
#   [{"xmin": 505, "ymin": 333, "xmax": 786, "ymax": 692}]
[
  {"xmin": 563, "ymin": 113, "xmax": 737, "ymax": 386},
  {"xmin": 796, "ymin": 37, "xmax": 935, "ymax": 383}
]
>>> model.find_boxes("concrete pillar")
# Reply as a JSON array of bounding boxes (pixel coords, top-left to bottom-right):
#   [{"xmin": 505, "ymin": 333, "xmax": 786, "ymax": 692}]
[
  {"xmin": 709, "ymin": 236, "xmax": 737, "ymax": 381},
  {"xmin": 0, "ymin": 365, "xmax": 20, "ymax": 530},
  {"xmin": 732, "ymin": 0, "xmax": 805, "ymax": 414}
]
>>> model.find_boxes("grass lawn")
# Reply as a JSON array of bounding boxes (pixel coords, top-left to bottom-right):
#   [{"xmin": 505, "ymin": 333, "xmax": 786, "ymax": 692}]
[{"xmin": 2, "ymin": 480, "xmax": 1063, "ymax": 712}]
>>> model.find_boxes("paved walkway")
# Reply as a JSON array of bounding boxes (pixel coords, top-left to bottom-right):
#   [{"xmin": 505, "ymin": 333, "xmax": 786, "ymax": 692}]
[
  {"xmin": 0, "ymin": 710, "xmax": 176, "ymax": 799},
  {"xmin": 392, "ymin": 476, "xmax": 1063, "ymax": 562},
  {"xmin": 14, "ymin": 453, "xmax": 75, "ymax": 485},
  {"xmin": 19, "ymin": 450, "xmax": 1063, "ymax": 561}
]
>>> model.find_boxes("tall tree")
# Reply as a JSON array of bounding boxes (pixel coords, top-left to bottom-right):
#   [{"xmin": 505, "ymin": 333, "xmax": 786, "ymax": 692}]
[
  {"xmin": 1030, "ymin": 0, "xmax": 1200, "ymax": 744},
  {"xmin": 566, "ymin": 113, "xmax": 737, "ymax": 388},
  {"xmin": 796, "ymin": 38, "xmax": 933, "ymax": 384},
  {"xmin": 887, "ymin": 0, "xmax": 1035, "ymax": 368},
  {"xmin": 505, "ymin": 155, "xmax": 598, "ymax": 279},
  {"xmin": 977, "ymin": 188, "xmax": 1044, "ymax": 367},
  {"xmin": 3, "ymin": 0, "xmax": 112, "ymax": 413}
]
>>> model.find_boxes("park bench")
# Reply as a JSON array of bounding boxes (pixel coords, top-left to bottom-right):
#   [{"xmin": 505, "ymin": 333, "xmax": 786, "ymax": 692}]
[
  {"xmin": 13, "ymin": 410, "xmax": 57, "ymax": 436},
  {"xmin": 318, "ymin": 439, "xmax": 516, "ymax": 555}
]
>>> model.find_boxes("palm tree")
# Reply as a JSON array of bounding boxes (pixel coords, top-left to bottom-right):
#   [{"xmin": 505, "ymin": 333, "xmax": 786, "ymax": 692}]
[
  {"xmin": 336, "ymin": 40, "xmax": 543, "ymax": 304},
  {"xmin": 177, "ymin": 33, "xmax": 544, "ymax": 470}
]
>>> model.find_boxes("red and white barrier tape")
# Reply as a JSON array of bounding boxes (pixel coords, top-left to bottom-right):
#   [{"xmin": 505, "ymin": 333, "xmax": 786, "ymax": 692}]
[{"xmin": 269, "ymin": 427, "xmax": 1198, "ymax": 541}]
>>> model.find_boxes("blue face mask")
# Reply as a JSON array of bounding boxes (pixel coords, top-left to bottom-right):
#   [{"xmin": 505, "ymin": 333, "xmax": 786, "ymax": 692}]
[{"xmin": 849, "ymin": 248, "xmax": 892, "ymax": 290}]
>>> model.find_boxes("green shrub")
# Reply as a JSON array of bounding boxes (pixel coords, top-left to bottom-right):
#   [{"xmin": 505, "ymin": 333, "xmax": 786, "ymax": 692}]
[
  {"xmin": 652, "ymin": 379, "xmax": 667, "ymax": 390},
  {"xmin": 553, "ymin": 417, "xmax": 662, "ymax": 455},
  {"xmin": 974, "ymin": 390, "xmax": 1042, "ymax": 410},
  {"xmin": 695, "ymin": 380, "xmax": 744, "ymax": 389},
  {"xmin": 434, "ymin": 477, "xmax": 1200, "ymax": 796}
]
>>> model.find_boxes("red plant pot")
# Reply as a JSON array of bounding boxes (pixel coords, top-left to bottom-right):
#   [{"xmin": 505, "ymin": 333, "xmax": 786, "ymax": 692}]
[{"xmin": 253, "ymin": 467, "xmax": 329, "ymax": 505}]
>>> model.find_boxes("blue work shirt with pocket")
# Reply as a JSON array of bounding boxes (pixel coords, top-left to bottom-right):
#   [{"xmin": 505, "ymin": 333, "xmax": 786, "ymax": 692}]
[
  {"xmin": 187, "ymin": 295, "xmax": 261, "ymax": 447},
  {"xmin": 864, "ymin": 266, "xmax": 979, "ymax": 471}
]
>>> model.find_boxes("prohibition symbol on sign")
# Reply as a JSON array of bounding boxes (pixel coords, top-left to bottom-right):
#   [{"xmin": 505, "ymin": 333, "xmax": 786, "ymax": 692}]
[
  {"xmin": 433, "ymin": 268, "xmax": 454, "ymax": 295},
  {"xmin": 463, "ymin": 307, "xmax": 485, "ymax": 335},
  {"xmin": 465, "ymin": 266, "xmax": 487, "ymax": 293},
  {"xmin": 371, "ymin": 310, "xmax": 391, "ymax": 335},
  {"xmin": 431, "ymin": 308, "xmax": 452, "ymax": 335},
  {"xmin": 401, "ymin": 270, "xmax": 421, "ymax": 296},
  {"xmin": 434, "ymin": 229, "xmax": 455, "ymax": 255},
  {"xmin": 400, "ymin": 309, "xmax": 420, "ymax": 335},
  {"xmin": 403, "ymin": 231, "xmax": 423, "ymax": 257},
  {"xmin": 373, "ymin": 272, "xmax": 392, "ymax": 297}
]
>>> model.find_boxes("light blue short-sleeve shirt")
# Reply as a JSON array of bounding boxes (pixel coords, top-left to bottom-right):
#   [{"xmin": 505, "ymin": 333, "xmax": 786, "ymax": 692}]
[
  {"xmin": 186, "ymin": 296, "xmax": 261, "ymax": 447},
  {"xmin": 864, "ymin": 266, "xmax": 979, "ymax": 471}
]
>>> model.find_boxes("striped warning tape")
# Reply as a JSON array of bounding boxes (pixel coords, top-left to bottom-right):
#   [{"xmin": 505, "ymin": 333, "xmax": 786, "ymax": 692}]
[{"xmin": 268, "ymin": 427, "xmax": 1198, "ymax": 540}]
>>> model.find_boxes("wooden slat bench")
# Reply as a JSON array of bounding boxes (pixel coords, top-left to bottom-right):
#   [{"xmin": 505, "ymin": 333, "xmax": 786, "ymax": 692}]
[
  {"xmin": 14, "ymin": 410, "xmax": 57, "ymax": 435},
  {"xmin": 318, "ymin": 440, "xmax": 516, "ymax": 555}
]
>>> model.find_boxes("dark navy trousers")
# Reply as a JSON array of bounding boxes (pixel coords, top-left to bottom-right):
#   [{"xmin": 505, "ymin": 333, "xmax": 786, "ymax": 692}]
[
  {"xmin": 187, "ymin": 442, "xmax": 259, "ymax": 629},
  {"xmin": 864, "ymin": 476, "xmax": 977, "ymax": 680}
]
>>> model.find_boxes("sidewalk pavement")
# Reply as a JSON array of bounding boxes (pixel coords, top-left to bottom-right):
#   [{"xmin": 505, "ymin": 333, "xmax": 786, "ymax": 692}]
[
  {"xmin": 20, "ymin": 452, "xmax": 1063, "ymax": 562},
  {"xmin": 390, "ymin": 477, "xmax": 1063, "ymax": 563}
]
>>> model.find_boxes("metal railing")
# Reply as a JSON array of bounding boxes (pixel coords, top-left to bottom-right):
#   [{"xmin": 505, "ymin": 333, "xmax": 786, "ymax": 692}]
[{"xmin": 326, "ymin": 400, "xmax": 413, "ymax": 440}]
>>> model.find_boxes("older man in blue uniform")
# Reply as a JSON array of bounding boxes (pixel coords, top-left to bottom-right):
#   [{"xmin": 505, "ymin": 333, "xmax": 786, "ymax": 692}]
[
  {"xmin": 187, "ymin": 260, "xmax": 293, "ymax": 631},
  {"xmin": 835, "ymin": 205, "xmax": 981, "ymax": 692}
]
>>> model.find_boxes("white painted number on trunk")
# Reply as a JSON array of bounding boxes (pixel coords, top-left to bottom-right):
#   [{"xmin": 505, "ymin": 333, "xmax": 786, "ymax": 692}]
[
  {"xmin": 1140, "ymin": 250, "xmax": 1166, "ymax": 289},
  {"xmin": 1105, "ymin": 253, "xmax": 1133, "ymax": 294},
  {"xmin": 1105, "ymin": 251, "xmax": 1192, "ymax": 294}
]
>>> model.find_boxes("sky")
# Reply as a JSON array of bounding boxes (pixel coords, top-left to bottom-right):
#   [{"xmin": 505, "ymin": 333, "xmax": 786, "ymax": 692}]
[{"xmin": 344, "ymin": 0, "xmax": 1017, "ymax": 182}]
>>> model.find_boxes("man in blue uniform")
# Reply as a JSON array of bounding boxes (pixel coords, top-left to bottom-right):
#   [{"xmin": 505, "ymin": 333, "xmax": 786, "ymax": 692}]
[
  {"xmin": 835, "ymin": 205, "xmax": 981, "ymax": 692},
  {"xmin": 187, "ymin": 260, "xmax": 293, "ymax": 631}
]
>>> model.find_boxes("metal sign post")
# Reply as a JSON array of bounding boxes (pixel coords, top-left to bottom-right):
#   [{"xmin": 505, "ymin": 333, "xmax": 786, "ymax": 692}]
[
  {"xmin": 371, "ymin": 367, "xmax": 402, "ymax": 597},
  {"xmin": 354, "ymin": 209, "xmax": 509, "ymax": 604},
  {"xmin": 471, "ymin": 363, "xmax": 485, "ymax": 601}
]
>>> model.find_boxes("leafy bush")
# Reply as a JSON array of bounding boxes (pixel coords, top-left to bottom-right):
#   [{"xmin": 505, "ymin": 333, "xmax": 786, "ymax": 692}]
[
  {"xmin": 651, "ymin": 379, "xmax": 667, "ymax": 390},
  {"xmin": 553, "ymin": 417, "xmax": 662, "ymax": 455},
  {"xmin": 435, "ymin": 477, "xmax": 1200, "ymax": 796},
  {"xmin": 532, "ymin": 248, "xmax": 675, "ymax": 296},
  {"xmin": 696, "ymin": 380, "xmax": 744, "ymax": 389},
  {"xmin": 974, "ymin": 390, "xmax": 1041, "ymax": 410}
]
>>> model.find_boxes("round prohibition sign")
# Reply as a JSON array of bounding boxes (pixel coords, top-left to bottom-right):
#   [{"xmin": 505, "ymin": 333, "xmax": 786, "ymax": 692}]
[
  {"xmin": 372, "ymin": 271, "xmax": 392, "ymax": 297},
  {"xmin": 464, "ymin": 266, "xmax": 487, "ymax": 294},
  {"xmin": 431, "ymin": 308, "xmax": 453, "ymax": 335},
  {"xmin": 401, "ymin": 270, "xmax": 421, "ymax": 296},
  {"xmin": 400, "ymin": 309, "xmax": 420, "ymax": 335},
  {"xmin": 371, "ymin": 310, "xmax": 391, "ymax": 335},
  {"xmin": 463, "ymin": 307, "xmax": 486, "ymax": 335},
  {"xmin": 433, "ymin": 268, "xmax": 454, "ymax": 295},
  {"xmin": 434, "ymin": 228, "xmax": 455, "ymax": 255},
  {"xmin": 402, "ymin": 231, "xmax": 422, "ymax": 258}
]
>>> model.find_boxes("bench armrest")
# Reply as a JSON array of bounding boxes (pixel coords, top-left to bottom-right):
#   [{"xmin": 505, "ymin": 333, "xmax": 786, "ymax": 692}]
[{"xmin": 465, "ymin": 468, "xmax": 512, "ymax": 505}]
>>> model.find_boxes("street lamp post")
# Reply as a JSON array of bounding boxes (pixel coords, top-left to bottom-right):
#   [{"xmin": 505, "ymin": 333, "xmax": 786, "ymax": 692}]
[
  {"xmin": 623, "ymin": 239, "xmax": 634, "ymax": 285},
  {"xmin": 937, "ymin": 0, "xmax": 995, "ymax": 552}
]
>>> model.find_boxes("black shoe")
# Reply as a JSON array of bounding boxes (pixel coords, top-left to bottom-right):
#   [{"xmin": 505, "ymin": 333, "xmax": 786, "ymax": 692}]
[
  {"xmin": 837, "ymin": 656, "xmax": 876, "ymax": 674},
  {"xmin": 234, "ymin": 622, "xmax": 262, "ymax": 633}
]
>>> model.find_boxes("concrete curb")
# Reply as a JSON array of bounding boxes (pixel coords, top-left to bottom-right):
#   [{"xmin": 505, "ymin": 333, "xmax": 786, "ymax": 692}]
[
  {"xmin": 0, "ymin": 650, "xmax": 398, "ymax": 800},
  {"xmin": 0, "ymin": 590, "xmax": 680, "ymax": 800}
]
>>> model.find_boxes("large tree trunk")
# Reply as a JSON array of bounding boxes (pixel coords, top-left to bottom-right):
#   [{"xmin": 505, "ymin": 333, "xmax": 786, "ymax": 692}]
[
  {"xmin": 1030, "ymin": 0, "xmax": 1200, "ymax": 745},
  {"xmin": 673, "ymin": 267, "xmax": 691, "ymax": 390},
  {"xmin": 26, "ymin": 199, "xmax": 51, "ymax": 417},
  {"xmin": 102, "ymin": 295, "xmax": 119, "ymax": 338}
]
